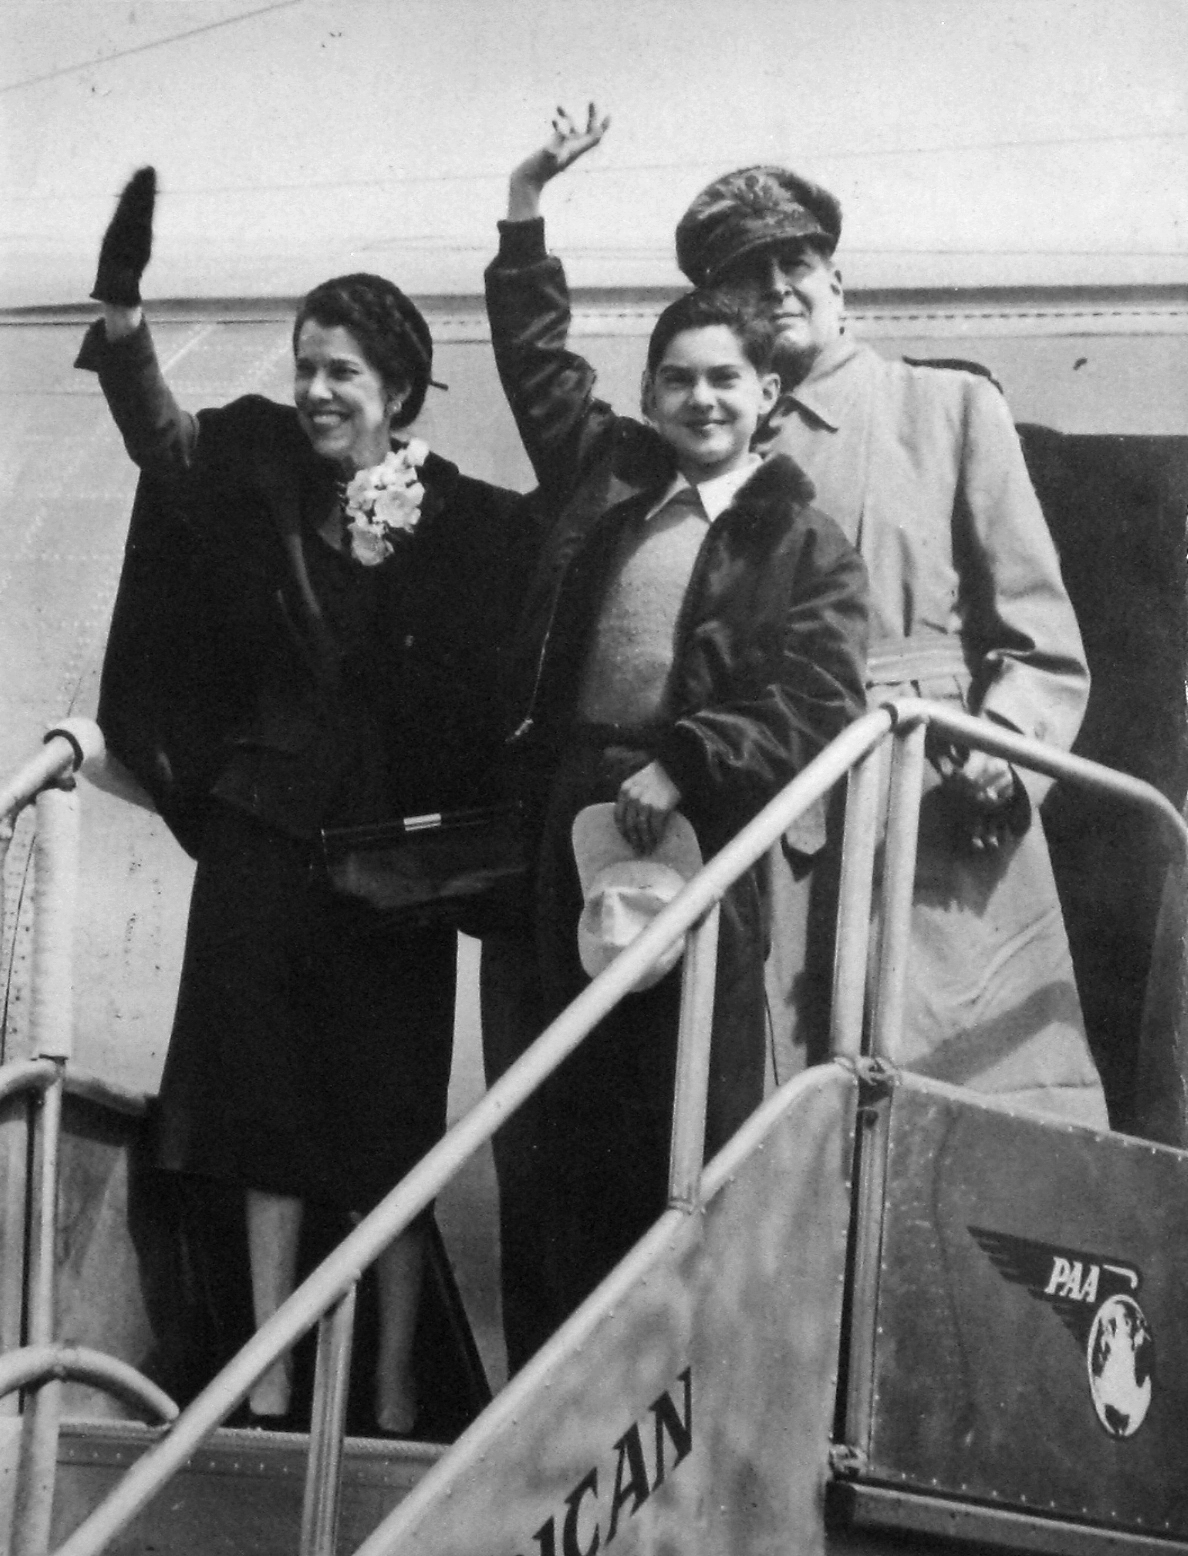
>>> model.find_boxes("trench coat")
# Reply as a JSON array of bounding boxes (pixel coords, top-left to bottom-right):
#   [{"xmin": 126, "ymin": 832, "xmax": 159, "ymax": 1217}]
[{"xmin": 758, "ymin": 335, "xmax": 1109, "ymax": 1127}]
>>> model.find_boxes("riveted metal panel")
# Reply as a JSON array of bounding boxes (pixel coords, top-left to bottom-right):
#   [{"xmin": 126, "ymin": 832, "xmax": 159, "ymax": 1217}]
[
  {"xmin": 355, "ymin": 1063, "xmax": 858, "ymax": 1556},
  {"xmin": 854, "ymin": 1074, "xmax": 1188, "ymax": 1540},
  {"xmin": 828, "ymin": 1482, "xmax": 1188, "ymax": 1556},
  {"xmin": 50, "ymin": 1421, "xmax": 443, "ymax": 1556}
]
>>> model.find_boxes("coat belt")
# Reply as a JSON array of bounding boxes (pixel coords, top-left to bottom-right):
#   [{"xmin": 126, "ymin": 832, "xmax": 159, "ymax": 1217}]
[{"xmin": 866, "ymin": 636, "xmax": 969, "ymax": 687}]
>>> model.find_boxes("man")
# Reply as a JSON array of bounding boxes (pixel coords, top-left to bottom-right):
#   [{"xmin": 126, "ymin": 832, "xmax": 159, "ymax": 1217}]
[{"xmin": 675, "ymin": 164, "xmax": 1108, "ymax": 1126}]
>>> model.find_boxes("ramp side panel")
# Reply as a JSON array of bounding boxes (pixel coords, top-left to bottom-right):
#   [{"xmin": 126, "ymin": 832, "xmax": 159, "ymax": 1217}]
[
  {"xmin": 48, "ymin": 1097, "xmax": 176, "ymax": 1422},
  {"xmin": 50, "ymin": 1425, "xmax": 440, "ymax": 1556},
  {"xmin": 861, "ymin": 1077, "xmax": 1188, "ymax": 1539},
  {"xmin": 385, "ymin": 1064, "xmax": 857, "ymax": 1556}
]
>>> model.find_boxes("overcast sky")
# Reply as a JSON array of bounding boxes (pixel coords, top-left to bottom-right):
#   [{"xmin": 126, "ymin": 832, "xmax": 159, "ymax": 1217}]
[{"xmin": 2, "ymin": 0, "xmax": 1186, "ymax": 306}]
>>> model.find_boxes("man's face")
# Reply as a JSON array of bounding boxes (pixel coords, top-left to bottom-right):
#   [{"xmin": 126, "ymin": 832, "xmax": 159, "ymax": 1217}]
[{"xmin": 719, "ymin": 243, "xmax": 844, "ymax": 382}]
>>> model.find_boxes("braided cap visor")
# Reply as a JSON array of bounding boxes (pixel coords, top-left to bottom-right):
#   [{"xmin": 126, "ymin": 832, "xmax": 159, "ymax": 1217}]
[{"xmin": 676, "ymin": 165, "xmax": 842, "ymax": 287}]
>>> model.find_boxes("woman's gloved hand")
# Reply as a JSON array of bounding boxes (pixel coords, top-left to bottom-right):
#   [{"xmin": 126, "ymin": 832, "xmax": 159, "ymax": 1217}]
[{"xmin": 91, "ymin": 166, "xmax": 156, "ymax": 306}]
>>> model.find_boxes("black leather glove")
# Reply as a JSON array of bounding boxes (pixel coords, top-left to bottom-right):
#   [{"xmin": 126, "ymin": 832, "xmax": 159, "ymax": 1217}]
[{"xmin": 90, "ymin": 166, "xmax": 156, "ymax": 306}]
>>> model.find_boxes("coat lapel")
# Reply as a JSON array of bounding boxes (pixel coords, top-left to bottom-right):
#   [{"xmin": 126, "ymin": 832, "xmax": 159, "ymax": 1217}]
[{"xmin": 714, "ymin": 453, "xmax": 816, "ymax": 552}]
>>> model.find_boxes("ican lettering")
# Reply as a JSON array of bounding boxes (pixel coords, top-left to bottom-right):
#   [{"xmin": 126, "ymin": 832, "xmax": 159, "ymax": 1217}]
[{"xmin": 517, "ymin": 1367, "xmax": 693, "ymax": 1555}]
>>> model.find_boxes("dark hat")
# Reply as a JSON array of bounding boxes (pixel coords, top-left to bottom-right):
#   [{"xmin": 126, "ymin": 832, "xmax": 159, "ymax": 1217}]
[{"xmin": 676, "ymin": 165, "xmax": 842, "ymax": 287}]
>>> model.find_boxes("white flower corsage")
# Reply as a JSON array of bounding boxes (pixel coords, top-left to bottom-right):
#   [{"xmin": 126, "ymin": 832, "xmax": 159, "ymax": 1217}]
[{"xmin": 342, "ymin": 440, "xmax": 430, "ymax": 566}]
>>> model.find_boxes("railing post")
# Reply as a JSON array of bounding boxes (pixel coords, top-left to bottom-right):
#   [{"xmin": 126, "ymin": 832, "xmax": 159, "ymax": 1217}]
[
  {"xmin": 1134, "ymin": 792, "xmax": 1188, "ymax": 1146},
  {"xmin": 869, "ymin": 718, "xmax": 927, "ymax": 1064},
  {"xmin": 1, "ymin": 813, "xmax": 25, "ymax": 1414},
  {"xmin": 667, "ymin": 905, "xmax": 721, "ymax": 1211},
  {"xmin": 11, "ymin": 1077, "xmax": 63, "ymax": 1556},
  {"xmin": 28, "ymin": 782, "xmax": 78, "ymax": 1067},
  {"xmin": 300, "ymin": 1282, "xmax": 358, "ymax": 1556},
  {"xmin": 12, "ymin": 779, "xmax": 79, "ymax": 1556},
  {"xmin": 829, "ymin": 747, "xmax": 886, "ymax": 1061},
  {"xmin": 1, "ymin": 812, "xmax": 14, "ymax": 982}
]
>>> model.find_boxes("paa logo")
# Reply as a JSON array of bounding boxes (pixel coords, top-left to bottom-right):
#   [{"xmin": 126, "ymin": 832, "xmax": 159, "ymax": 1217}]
[
  {"xmin": 516, "ymin": 1368, "xmax": 693, "ymax": 1554},
  {"xmin": 969, "ymin": 1227, "xmax": 1154, "ymax": 1439}
]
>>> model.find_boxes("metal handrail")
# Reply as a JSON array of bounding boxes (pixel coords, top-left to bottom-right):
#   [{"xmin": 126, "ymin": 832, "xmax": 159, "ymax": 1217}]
[
  {"xmin": 893, "ymin": 699, "xmax": 1188, "ymax": 864},
  {"xmin": 46, "ymin": 702, "xmax": 1188, "ymax": 1556},
  {"xmin": 0, "ymin": 721, "xmax": 104, "ymax": 966},
  {"xmin": 48, "ymin": 708, "xmax": 893, "ymax": 1556},
  {"xmin": 0, "ymin": 722, "xmax": 103, "ymax": 824},
  {"xmin": 0, "ymin": 1348, "xmax": 177, "ymax": 1424},
  {"xmin": 0, "ymin": 721, "xmax": 178, "ymax": 1556},
  {"xmin": 0, "ymin": 1062, "xmax": 146, "ymax": 1116}
]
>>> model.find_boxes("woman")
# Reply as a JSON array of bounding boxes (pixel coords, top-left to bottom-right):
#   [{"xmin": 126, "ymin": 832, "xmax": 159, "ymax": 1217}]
[{"xmin": 78, "ymin": 169, "xmax": 532, "ymax": 1432}]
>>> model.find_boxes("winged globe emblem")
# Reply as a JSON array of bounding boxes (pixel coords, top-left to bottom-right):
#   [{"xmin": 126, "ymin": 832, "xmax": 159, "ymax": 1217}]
[{"xmin": 969, "ymin": 1226, "xmax": 1154, "ymax": 1439}]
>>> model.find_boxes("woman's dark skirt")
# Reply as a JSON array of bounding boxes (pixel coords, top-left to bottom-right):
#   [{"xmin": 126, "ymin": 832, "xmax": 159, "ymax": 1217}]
[{"xmin": 156, "ymin": 806, "xmax": 456, "ymax": 1214}]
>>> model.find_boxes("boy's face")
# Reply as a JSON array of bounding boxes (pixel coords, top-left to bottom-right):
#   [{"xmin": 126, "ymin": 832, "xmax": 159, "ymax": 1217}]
[{"xmin": 643, "ymin": 325, "xmax": 780, "ymax": 482}]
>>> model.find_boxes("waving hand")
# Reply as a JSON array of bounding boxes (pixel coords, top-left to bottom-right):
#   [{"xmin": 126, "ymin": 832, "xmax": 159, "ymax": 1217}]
[
  {"xmin": 544, "ymin": 103, "xmax": 611, "ymax": 174},
  {"xmin": 91, "ymin": 167, "xmax": 156, "ymax": 306},
  {"xmin": 507, "ymin": 103, "xmax": 610, "ymax": 220}
]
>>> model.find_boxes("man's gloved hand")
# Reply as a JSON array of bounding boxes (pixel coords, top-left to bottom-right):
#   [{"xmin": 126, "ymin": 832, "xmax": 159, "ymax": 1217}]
[
  {"xmin": 90, "ymin": 166, "xmax": 156, "ymax": 306},
  {"xmin": 930, "ymin": 739, "xmax": 1029, "ymax": 854}
]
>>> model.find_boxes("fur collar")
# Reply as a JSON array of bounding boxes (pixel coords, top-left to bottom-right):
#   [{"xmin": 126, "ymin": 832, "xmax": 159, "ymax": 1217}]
[
  {"xmin": 732, "ymin": 451, "xmax": 817, "ymax": 511},
  {"xmin": 617, "ymin": 417, "xmax": 817, "ymax": 519}
]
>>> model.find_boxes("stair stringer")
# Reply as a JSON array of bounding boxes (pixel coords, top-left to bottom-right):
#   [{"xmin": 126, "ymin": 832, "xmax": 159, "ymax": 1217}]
[{"xmin": 356, "ymin": 1061, "xmax": 859, "ymax": 1556}]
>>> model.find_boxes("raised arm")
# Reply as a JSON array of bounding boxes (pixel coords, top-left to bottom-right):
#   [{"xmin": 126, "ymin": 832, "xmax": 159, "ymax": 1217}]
[
  {"xmin": 507, "ymin": 103, "xmax": 611, "ymax": 221},
  {"xmin": 484, "ymin": 107, "xmax": 623, "ymax": 494},
  {"xmin": 92, "ymin": 165, "xmax": 154, "ymax": 338},
  {"xmin": 75, "ymin": 167, "xmax": 200, "ymax": 475}
]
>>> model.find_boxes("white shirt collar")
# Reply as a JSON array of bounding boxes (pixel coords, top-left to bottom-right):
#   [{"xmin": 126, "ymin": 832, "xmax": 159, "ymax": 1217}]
[{"xmin": 643, "ymin": 453, "xmax": 762, "ymax": 525}]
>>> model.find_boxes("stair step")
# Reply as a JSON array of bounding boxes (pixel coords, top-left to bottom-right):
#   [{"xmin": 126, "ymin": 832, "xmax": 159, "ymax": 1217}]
[{"xmin": 51, "ymin": 1419, "xmax": 446, "ymax": 1556}]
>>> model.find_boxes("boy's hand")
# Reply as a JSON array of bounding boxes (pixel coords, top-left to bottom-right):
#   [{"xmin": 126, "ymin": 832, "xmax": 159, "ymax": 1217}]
[
  {"xmin": 545, "ymin": 103, "xmax": 611, "ymax": 174},
  {"xmin": 615, "ymin": 760, "xmax": 681, "ymax": 855},
  {"xmin": 507, "ymin": 103, "xmax": 610, "ymax": 220}
]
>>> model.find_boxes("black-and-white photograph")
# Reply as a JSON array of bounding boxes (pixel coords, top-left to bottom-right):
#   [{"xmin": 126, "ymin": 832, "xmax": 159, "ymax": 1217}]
[{"xmin": 0, "ymin": 3, "xmax": 1185, "ymax": 1551}]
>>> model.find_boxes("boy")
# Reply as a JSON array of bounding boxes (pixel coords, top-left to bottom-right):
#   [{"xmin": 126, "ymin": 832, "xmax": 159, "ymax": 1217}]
[{"xmin": 481, "ymin": 108, "xmax": 868, "ymax": 1368}]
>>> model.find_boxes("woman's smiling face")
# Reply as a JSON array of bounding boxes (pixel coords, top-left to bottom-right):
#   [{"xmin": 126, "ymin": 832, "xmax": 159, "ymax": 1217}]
[{"xmin": 293, "ymin": 320, "xmax": 398, "ymax": 472}]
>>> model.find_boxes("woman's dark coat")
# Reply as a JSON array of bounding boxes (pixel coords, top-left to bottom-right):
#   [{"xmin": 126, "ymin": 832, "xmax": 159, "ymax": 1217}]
[
  {"xmin": 76, "ymin": 317, "xmax": 539, "ymax": 1210},
  {"xmin": 78, "ymin": 318, "xmax": 536, "ymax": 853}
]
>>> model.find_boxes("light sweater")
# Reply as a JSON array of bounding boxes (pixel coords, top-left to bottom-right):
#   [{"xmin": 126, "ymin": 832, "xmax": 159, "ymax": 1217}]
[{"xmin": 576, "ymin": 459, "xmax": 760, "ymax": 727}]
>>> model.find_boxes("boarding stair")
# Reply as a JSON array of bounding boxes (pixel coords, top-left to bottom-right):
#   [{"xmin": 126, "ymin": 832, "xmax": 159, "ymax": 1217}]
[{"xmin": 1, "ymin": 702, "xmax": 1186, "ymax": 1555}]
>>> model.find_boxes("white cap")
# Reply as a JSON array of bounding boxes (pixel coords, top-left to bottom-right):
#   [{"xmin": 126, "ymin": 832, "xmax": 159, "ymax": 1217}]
[{"xmin": 572, "ymin": 803, "xmax": 703, "ymax": 991}]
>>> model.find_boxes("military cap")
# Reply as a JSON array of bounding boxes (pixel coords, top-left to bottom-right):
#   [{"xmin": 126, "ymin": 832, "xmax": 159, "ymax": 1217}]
[{"xmin": 675, "ymin": 165, "xmax": 843, "ymax": 287}]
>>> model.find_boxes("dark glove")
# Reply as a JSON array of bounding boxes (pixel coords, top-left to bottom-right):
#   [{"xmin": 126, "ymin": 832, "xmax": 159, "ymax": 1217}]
[{"xmin": 90, "ymin": 166, "xmax": 156, "ymax": 306}]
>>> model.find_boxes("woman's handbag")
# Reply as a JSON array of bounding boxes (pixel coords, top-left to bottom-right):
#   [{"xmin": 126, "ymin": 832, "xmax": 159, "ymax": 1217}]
[{"xmin": 319, "ymin": 803, "xmax": 528, "ymax": 929}]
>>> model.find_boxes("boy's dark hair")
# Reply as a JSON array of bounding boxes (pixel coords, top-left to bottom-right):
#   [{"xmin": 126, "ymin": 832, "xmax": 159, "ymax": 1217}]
[
  {"xmin": 292, "ymin": 273, "xmax": 435, "ymax": 428},
  {"xmin": 646, "ymin": 289, "xmax": 776, "ymax": 376}
]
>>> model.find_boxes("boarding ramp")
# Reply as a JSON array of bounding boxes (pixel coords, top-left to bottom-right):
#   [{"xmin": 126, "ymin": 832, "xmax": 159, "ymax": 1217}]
[
  {"xmin": 2, "ymin": 702, "xmax": 1187, "ymax": 1555},
  {"xmin": 831, "ymin": 1067, "xmax": 1188, "ymax": 1550},
  {"xmin": 0, "ymin": 725, "xmax": 181, "ymax": 1556}
]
